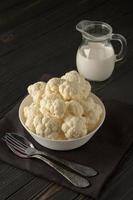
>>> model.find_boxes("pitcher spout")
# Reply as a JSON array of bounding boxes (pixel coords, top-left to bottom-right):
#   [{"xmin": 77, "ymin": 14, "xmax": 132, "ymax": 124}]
[
  {"xmin": 76, "ymin": 20, "xmax": 94, "ymax": 38},
  {"xmin": 76, "ymin": 20, "xmax": 112, "ymax": 41},
  {"xmin": 76, "ymin": 20, "xmax": 92, "ymax": 36}
]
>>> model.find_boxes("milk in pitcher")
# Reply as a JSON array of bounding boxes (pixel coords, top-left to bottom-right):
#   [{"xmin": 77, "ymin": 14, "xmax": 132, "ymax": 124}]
[{"xmin": 76, "ymin": 42, "xmax": 115, "ymax": 81}]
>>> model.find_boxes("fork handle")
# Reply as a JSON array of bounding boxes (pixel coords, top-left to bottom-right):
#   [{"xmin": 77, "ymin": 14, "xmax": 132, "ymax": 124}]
[
  {"xmin": 32, "ymin": 154, "xmax": 90, "ymax": 188},
  {"xmin": 35, "ymin": 150, "xmax": 97, "ymax": 177}
]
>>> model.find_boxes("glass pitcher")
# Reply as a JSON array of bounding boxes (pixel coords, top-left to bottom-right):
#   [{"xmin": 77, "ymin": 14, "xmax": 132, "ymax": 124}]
[{"xmin": 76, "ymin": 20, "xmax": 127, "ymax": 81}]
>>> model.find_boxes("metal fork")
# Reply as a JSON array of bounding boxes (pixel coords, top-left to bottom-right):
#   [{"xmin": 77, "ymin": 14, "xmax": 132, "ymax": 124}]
[
  {"xmin": 4, "ymin": 133, "xmax": 97, "ymax": 177},
  {"xmin": 3, "ymin": 133, "xmax": 90, "ymax": 188}
]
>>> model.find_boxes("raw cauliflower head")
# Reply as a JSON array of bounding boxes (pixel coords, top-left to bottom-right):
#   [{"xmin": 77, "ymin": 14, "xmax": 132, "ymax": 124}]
[
  {"xmin": 66, "ymin": 100, "xmax": 84, "ymax": 116},
  {"xmin": 28, "ymin": 81, "xmax": 46, "ymax": 103},
  {"xmin": 61, "ymin": 70, "xmax": 91, "ymax": 99},
  {"xmin": 62, "ymin": 116, "xmax": 87, "ymax": 139},
  {"xmin": 85, "ymin": 103, "xmax": 103, "ymax": 132},
  {"xmin": 35, "ymin": 113, "xmax": 61, "ymax": 139},
  {"xmin": 40, "ymin": 94, "xmax": 66, "ymax": 119}
]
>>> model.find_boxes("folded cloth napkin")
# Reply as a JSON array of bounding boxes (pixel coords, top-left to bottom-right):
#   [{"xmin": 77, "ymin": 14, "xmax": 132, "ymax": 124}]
[{"xmin": 0, "ymin": 74, "xmax": 133, "ymax": 199}]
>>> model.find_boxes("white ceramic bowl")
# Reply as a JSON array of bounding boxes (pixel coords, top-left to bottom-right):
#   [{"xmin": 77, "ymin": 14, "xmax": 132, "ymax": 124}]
[{"xmin": 19, "ymin": 93, "xmax": 106, "ymax": 151}]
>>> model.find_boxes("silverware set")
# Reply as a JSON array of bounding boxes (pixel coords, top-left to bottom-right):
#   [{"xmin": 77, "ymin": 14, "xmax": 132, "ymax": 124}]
[{"xmin": 2, "ymin": 133, "xmax": 98, "ymax": 188}]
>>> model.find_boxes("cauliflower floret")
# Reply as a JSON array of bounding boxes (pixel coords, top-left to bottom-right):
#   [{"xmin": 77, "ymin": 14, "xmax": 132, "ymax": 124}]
[
  {"xmin": 33, "ymin": 115, "xmax": 43, "ymax": 127},
  {"xmin": 59, "ymin": 80, "xmax": 82, "ymax": 100},
  {"xmin": 23, "ymin": 106, "xmax": 29, "ymax": 119},
  {"xmin": 80, "ymin": 80, "xmax": 91, "ymax": 99},
  {"xmin": 85, "ymin": 103, "xmax": 103, "ymax": 132},
  {"xmin": 24, "ymin": 103, "xmax": 41, "ymax": 119},
  {"xmin": 66, "ymin": 100, "xmax": 84, "ymax": 116},
  {"xmin": 35, "ymin": 113, "xmax": 61, "ymax": 139},
  {"xmin": 25, "ymin": 118, "xmax": 35, "ymax": 132},
  {"xmin": 28, "ymin": 81, "xmax": 46, "ymax": 103},
  {"xmin": 46, "ymin": 132, "xmax": 60, "ymax": 140},
  {"xmin": 62, "ymin": 116, "xmax": 87, "ymax": 139},
  {"xmin": 35, "ymin": 123, "xmax": 44, "ymax": 136},
  {"xmin": 61, "ymin": 70, "xmax": 91, "ymax": 99},
  {"xmin": 24, "ymin": 103, "xmax": 42, "ymax": 132},
  {"xmin": 28, "ymin": 81, "xmax": 46, "ymax": 96},
  {"xmin": 80, "ymin": 96, "xmax": 96, "ymax": 115},
  {"xmin": 40, "ymin": 94, "xmax": 66, "ymax": 119},
  {"xmin": 45, "ymin": 78, "xmax": 64, "ymax": 96},
  {"xmin": 61, "ymin": 70, "xmax": 82, "ymax": 82},
  {"xmin": 93, "ymin": 103, "xmax": 103, "ymax": 121},
  {"xmin": 42, "ymin": 115, "xmax": 60, "ymax": 134}
]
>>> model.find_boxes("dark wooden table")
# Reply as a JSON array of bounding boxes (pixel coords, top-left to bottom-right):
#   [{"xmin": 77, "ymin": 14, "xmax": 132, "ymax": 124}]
[{"xmin": 0, "ymin": 0, "xmax": 133, "ymax": 199}]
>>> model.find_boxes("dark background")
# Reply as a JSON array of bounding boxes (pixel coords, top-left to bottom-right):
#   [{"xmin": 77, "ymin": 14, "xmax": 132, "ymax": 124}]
[{"xmin": 0, "ymin": 0, "xmax": 133, "ymax": 199}]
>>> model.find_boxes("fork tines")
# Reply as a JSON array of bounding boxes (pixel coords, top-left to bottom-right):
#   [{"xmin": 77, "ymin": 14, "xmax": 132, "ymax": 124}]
[{"xmin": 3, "ymin": 133, "xmax": 28, "ymax": 150}]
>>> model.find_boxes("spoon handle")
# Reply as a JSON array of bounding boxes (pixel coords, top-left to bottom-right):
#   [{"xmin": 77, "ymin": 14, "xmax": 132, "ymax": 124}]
[
  {"xmin": 34, "ymin": 149, "xmax": 97, "ymax": 177},
  {"xmin": 32, "ymin": 154, "xmax": 90, "ymax": 188}
]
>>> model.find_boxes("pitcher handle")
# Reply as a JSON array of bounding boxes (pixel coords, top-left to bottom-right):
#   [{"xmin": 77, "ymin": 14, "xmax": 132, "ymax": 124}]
[{"xmin": 111, "ymin": 33, "xmax": 127, "ymax": 62}]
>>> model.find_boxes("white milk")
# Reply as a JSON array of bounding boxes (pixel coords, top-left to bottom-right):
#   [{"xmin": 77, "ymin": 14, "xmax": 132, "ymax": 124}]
[{"xmin": 76, "ymin": 42, "xmax": 115, "ymax": 81}]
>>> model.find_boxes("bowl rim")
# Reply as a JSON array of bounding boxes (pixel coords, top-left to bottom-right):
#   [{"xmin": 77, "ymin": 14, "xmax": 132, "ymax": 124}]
[{"xmin": 19, "ymin": 93, "xmax": 106, "ymax": 143}]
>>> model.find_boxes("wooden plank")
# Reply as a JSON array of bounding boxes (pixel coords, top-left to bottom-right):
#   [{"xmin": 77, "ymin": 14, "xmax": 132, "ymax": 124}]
[
  {"xmin": 0, "ymin": 0, "xmax": 28, "ymax": 12},
  {"xmin": 6, "ymin": 178, "xmax": 51, "ymax": 200},
  {"xmin": 74, "ymin": 194, "xmax": 90, "ymax": 200},
  {"xmin": 35, "ymin": 184, "xmax": 78, "ymax": 200},
  {"xmin": 36, "ymin": 185, "xmax": 78, "ymax": 200},
  {"xmin": 0, "ymin": 163, "xmax": 34, "ymax": 200},
  {"xmin": 0, "ymin": 0, "xmax": 65, "ymax": 32},
  {"xmin": 36, "ymin": 184, "xmax": 63, "ymax": 200},
  {"xmin": 0, "ymin": 160, "xmax": 11, "ymax": 173}
]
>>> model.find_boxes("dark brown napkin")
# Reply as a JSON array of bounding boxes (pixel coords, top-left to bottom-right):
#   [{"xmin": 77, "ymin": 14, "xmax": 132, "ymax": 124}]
[{"xmin": 0, "ymin": 74, "xmax": 133, "ymax": 199}]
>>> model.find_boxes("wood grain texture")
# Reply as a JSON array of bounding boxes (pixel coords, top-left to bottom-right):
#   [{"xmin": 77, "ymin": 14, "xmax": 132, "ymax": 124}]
[
  {"xmin": 0, "ymin": 161, "xmax": 34, "ymax": 200},
  {"xmin": 0, "ymin": 0, "xmax": 65, "ymax": 32},
  {"xmin": 0, "ymin": 0, "xmax": 133, "ymax": 199},
  {"xmin": 6, "ymin": 178, "xmax": 51, "ymax": 200}
]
